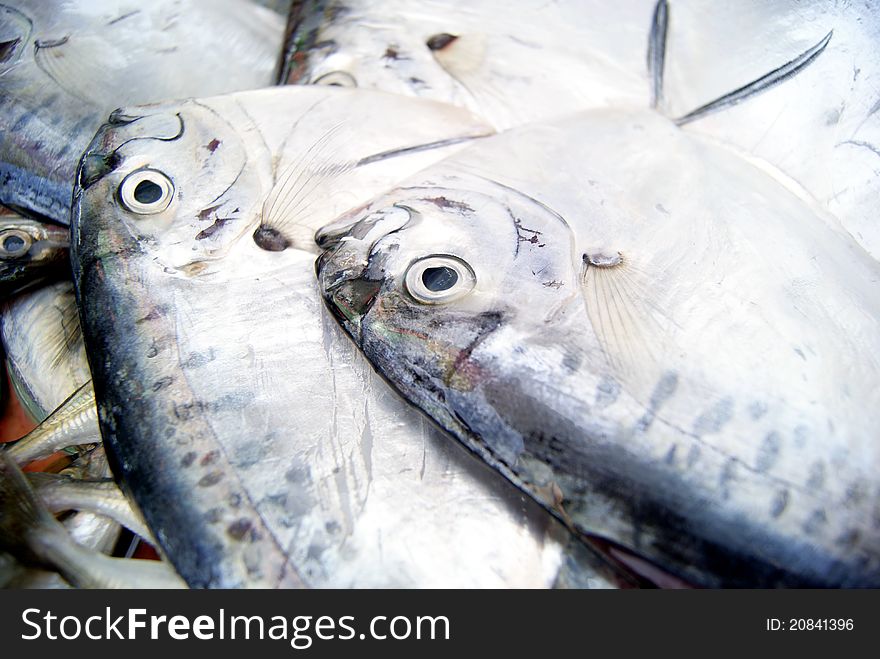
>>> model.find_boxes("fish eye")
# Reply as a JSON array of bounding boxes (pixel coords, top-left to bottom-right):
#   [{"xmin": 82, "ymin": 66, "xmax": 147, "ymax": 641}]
[
  {"xmin": 0, "ymin": 229, "xmax": 31, "ymax": 259},
  {"xmin": 118, "ymin": 169, "xmax": 174, "ymax": 214},
  {"xmin": 405, "ymin": 255, "xmax": 475, "ymax": 304},
  {"xmin": 313, "ymin": 70, "xmax": 357, "ymax": 87}
]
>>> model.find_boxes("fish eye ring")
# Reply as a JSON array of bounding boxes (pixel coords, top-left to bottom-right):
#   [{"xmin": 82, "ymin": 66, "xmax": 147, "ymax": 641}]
[
  {"xmin": 405, "ymin": 255, "xmax": 475, "ymax": 304},
  {"xmin": 118, "ymin": 169, "xmax": 174, "ymax": 215},
  {"xmin": 0, "ymin": 229, "xmax": 32, "ymax": 259},
  {"xmin": 312, "ymin": 70, "xmax": 357, "ymax": 87}
]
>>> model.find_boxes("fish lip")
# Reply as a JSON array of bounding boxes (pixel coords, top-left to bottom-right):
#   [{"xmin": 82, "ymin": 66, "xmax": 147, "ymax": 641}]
[{"xmin": 316, "ymin": 248, "xmax": 382, "ymax": 339}]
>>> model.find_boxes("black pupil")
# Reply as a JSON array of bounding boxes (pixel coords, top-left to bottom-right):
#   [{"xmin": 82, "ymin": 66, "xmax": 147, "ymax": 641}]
[
  {"xmin": 3, "ymin": 235, "xmax": 25, "ymax": 252},
  {"xmin": 133, "ymin": 179, "xmax": 163, "ymax": 204},
  {"xmin": 421, "ymin": 266, "xmax": 458, "ymax": 292}
]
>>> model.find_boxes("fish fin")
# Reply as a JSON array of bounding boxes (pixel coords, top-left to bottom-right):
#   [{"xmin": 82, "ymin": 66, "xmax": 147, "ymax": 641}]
[
  {"xmin": 45, "ymin": 285, "xmax": 83, "ymax": 372},
  {"xmin": 647, "ymin": 0, "xmax": 669, "ymax": 110},
  {"xmin": 0, "ymin": 450, "xmax": 63, "ymax": 565},
  {"xmin": 580, "ymin": 253, "xmax": 676, "ymax": 399},
  {"xmin": 674, "ymin": 30, "xmax": 833, "ymax": 125},
  {"xmin": 6, "ymin": 382, "xmax": 98, "ymax": 466},
  {"xmin": 257, "ymin": 124, "xmax": 356, "ymax": 251},
  {"xmin": 33, "ymin": 35, "xmax": 123, "ymax": 105}
]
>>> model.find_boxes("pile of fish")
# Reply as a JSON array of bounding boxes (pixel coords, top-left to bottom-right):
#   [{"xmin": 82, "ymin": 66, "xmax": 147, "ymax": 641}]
[{"xmin": 1, "ymin": 0, "xmax": 878, "ymax": 588}]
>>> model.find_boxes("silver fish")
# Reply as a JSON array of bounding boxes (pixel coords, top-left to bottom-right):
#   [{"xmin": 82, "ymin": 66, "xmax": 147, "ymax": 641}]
[
  {"xmin": 2, "ymin": 281, "xmax": 90, "ymax": 421},
  {"xmin": 0, "ymin": 451, "xmax": 186, "ymax": 588},
  {"xmin": 288, "ymin": 0, "xmax": 880, "ymax": 259},
  {"xmin": 70, "ymin": 85, "xmax": 629, "ymax": 588},
  {"xmin": 0, "ymin": 215, "xmax": 68, "ymax": 298},
  {"xmin": 316, "ymin": 80, "xmax": 880, "ymax": 586},
  {"xmin": 0, "ymin": 0, "xmax": 284, "ymax": 224}
]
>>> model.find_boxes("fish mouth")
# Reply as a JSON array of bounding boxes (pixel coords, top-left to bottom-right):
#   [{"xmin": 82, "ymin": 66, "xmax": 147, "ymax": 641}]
[{"xmin": 316, "ymin": 246, "xmax": 382, "ymax": 340}]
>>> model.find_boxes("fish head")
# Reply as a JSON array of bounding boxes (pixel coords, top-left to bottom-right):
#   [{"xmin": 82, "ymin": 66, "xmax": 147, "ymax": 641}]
[
  {"xmin": 0, "ymin": 216, "xmax": 69, "ymax": 296},
  {"xmin": 73, "ymin": 100, "xmax": 269, "ymax": 277},
  {"xmin": 0, "ymin": 3, "xmax": 31, "ymax": 75},
  {"xmin": 318, "ymin": 172, "xmax": 582, "ymax": 444}
]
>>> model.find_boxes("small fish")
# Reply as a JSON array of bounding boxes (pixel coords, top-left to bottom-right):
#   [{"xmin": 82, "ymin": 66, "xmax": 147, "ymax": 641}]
[
  {"xmin": 0, "ymin": 450, "xmax": 186, "ymax": 588},
  {"xmin": 70, "ymin": 84, "xmax": 629, "ymax": 588},
  {"xmin": 0, "ymin": 0, "xmax": 284, "ymax": 224},
  {"xmin": 0, "ymin": 215, "xmax": 68, "ymax": 299},
  {"xmin": 315, "ymin": 15, "xmax": 880, "ymax": 586},
  {"xmin": 2, "ymin": 282, "xmax": 91, "ymax": 422}
]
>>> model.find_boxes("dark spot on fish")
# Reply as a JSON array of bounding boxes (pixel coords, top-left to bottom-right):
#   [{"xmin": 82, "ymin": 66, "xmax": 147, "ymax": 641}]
[
  {"xmin": 151, "ymin": 376, "xmax": 173, "ymax": 392},
  {"xmin": 824, "ymin": 108, "xmax": 841, "ymax": 125},
  {"xmin": 146, "ymin": 344, "xmax": 159, "ymax": 358},
  {"xmin": 197, "ymin": 204, "xmax": 222, "ymax": 222},
  {"xmin": 748, "ymin": 401, "xmax": 767, "ymax": 420},
  {"xmin": 655, "ymin": 203, "xmax": 669, "ymax": 215},
  {"xmin": 182, "ymin": 351, "xmax": 213, "ymax": 369},
  {"xmin": 253, "ymin": 226, "xmax": 289, "ymax": 251},
  {"xmin": 421, "ymin": 196, "xmax": 473, "ymax": 213},
  {"xmin": 382, "ymin": 45, "xmax": 404, "ymax": 60},
  {"xmin": 0, "ymin": 38, "xmax": 21, "ymax": 63},
  {"xmin": 427, "ymin": 33, "xmax": 458, "ymax": 51},
  {"xmin": 195, "ymin": 217, "xmax": 232, "ymax": 240},
  {"xmin": 136, "ymin": 306, "xmax": 166, "ymax": 324},
  {"xmin": 198, "ymin": 471, "xmax": 223, "ymax": 487},
  {"xmin": 844, "ymin": 480, "xmax": 868, "ymax": 506},
  {"xmin": 594, "ymin": 376, "xmax": 620, "ymax": 408},
  {"xmin": 836, "ymin": 529, "xmax": 860, "ymax": 548},
  {"xmin": 108, "ymin": 109, "xmax": 142, "ymax": 125},
  {"xmin": 664, "ymin": 444, "xmax": 677, "ymax": 465},
  {"xmin": 228, "ymin": 493, "xmax": 241, "ymax": 508},
  {"xmin": 180, "ymin": 452, "xmax": 197, "ymax": 468},
  {"xmin": 226, "ymin": 518, "xmax": 253, "ymax": 541},
  {"xmin": 205, "ymin": 508, "xmax": 223, "ymax": 524},
  {"xmin": 755, "ymin": 432, "xmax": 781, "ymax": 472},
  {"xmin": 34, "ymin": 36, "xmax": 69, "ymax": 49},
  {"xmin": 107, "ymin": 10, "xmax": 140, "ymax": 26},
  {"xmin": 206, "ymin": 139, "xmax": 221, "ymax": 153},
  {"xmin": 200, "ymin": 451, "xmax": 220, "ymax": 467},
  {"xmin": 409, "ymin": 76, "xmax": 426, "ymax": 86},
  {"xmin": 806, "ymin": 461, "xmax": 826, "ymax": 489},
  {"xmin": 307, "ymin": 543, "xmax": 326, "ymax": 561},
  {"xmin": 561, "ymin": 352, "xmax": 581, "ymax": 373},
  {"xmin": 803, "ymin": 509, "xmax": 827, "ymax": 536},
  {"xmin": 78, "ymin": 152, "xmax": 121, "ymax": 190},
  {"xmin": 650, "ymin": 372, "xmax": 678, "ymax": 410},
  {"xmin": 719, "ymin": 458, "xmax": 737, "ymax": 499},
  {"xmin": 692, "ymin": 397, "xmax": 733, "ymax": 436},
  {"xmin": 325, "ymin": 520, "xmax": 341, "ymax": 534},
  {"xmin": 685, "ymin": 445, "xmax": 701, "ymax": 469},
  {"xmin": 794, "ymin": 347, "xmax": 806, "ymax": 360},
  {"xmin": 542, "ymin": 280, "xmax": 563, "ymax": 289},
  {"xmin": 770, "ymin": 489, "xmax": 789, "ymax": 518}
]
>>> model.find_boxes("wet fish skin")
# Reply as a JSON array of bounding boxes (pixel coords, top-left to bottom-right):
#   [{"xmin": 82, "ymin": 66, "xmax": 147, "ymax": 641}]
[
  {"xmin": 316, "ymin": 108, "xmax": 880, "ymax": 588},
  {"xmin": 0, "ymin": 0, "xmax": 284, "ymax": 225},
  {"xmin": 0, "ymin": 216, "xmax": 69, "ymax": 298},
  {"xmin": 71, "ymin": 85, "xmax": 627, "ymax": 588}
]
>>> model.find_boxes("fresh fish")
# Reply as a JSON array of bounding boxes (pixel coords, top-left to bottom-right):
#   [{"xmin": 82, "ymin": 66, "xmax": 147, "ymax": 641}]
[
  {"xmin": 71, "ymin": 85, "xmax": 627, "ymax": 588},
  {"xmin": 315, "ymin": 77, "xmax": 880, "ymax": 586},
  {"xmin": 0, "ymin": 214, "xmax": 68, "ymax": 299},
  {"xmin": 0, "ymin": 450, "xmax": 186, "ymax": 588},
  {"xmin": 283, "ymin": 0, "xmax": 652, "ymax": 128},
  {"xmin": 2, "ymin": 281, "xmax": 90, "ymax": 421},
  {"xmin": 0, "ymin": 0, "xmax": 284, "ymax": 224},
  {"xmin": 288, "ymin": 1, "xmax": 880, "ymax": 258}
]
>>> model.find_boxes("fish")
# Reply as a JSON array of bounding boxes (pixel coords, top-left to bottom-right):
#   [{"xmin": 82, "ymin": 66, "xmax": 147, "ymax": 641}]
[
  {"xmin": 2, "ymin": 281, "xmax": 91, "ymax": 422},
  {"xmin": 0, "ymin": 0, "xmax": 284, "ymax": 225},
  {"xmin": 315, "ymin": 34, "xmax": 880, "ymax": 586},
  {"xmin": 0, "ymin": 450, "xmax": 186, "ymax": 588},
  {"xmin": 283, "ymin": 0, "xmax": 652, "ymax": 128},
  {"xmin": 287, "ymin": 1, "xmax": 880, "ymax": 258},
  {"xmin": 0, "ymin": 214, "xmax": 68, "ymax": 299},
  {"xmin": 70, "ymin": 84, "xmax": 626, "ymax": 588}
]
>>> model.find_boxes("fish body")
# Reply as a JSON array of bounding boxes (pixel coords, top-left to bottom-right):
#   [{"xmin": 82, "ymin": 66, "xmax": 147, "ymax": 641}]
[
  {"xmin": 0, "ymin": 0, "xmax": 284, "ymax": 224},
  {"xmin": 70, "ymin": 85, "xmax": 620, "ymax": 588},
  {"xmin": 317, "ymin": 107, "xmax": 880, "ymax": 587}
]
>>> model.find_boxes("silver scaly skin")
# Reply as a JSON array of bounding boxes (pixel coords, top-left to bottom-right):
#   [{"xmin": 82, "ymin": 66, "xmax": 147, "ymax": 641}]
[{"xmin": 71, "ymin": 84, "xmax": 626, "ymax": 588}]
